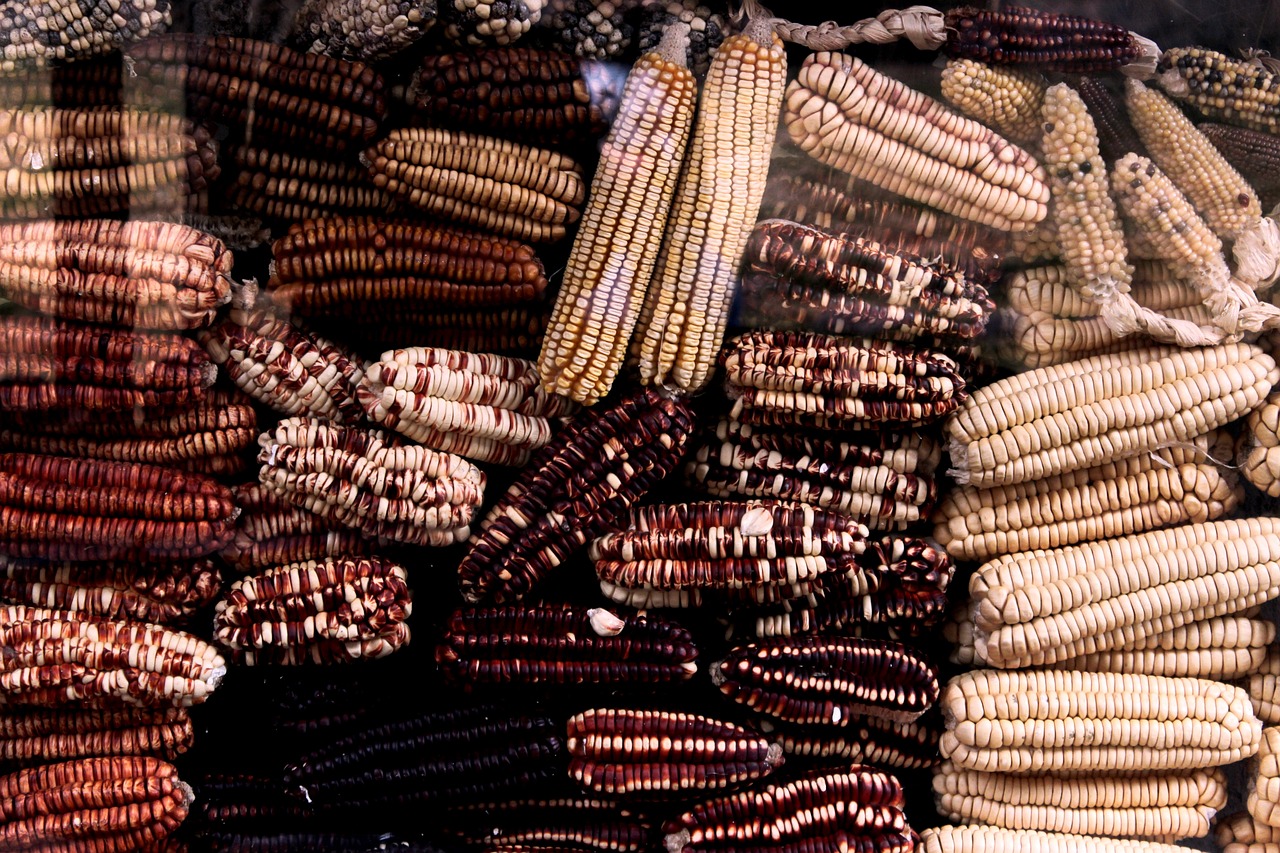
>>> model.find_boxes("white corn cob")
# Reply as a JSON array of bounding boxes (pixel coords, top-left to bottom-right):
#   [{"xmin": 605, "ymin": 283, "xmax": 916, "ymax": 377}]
[
  {"xmin": 1243, "ymin": 389, "xmax": 1280, "ymax": 497},
  {"xmin": 1249, "ymin": 646, "xmax": 1280, "ymax": 726},
  {"xmin": 919, "ymin": 825, "xmax": 1197, "ymax": 853},
  {"xmin": 1252, "ymin": 727, "xmax": 1280, "ymax": 829}
]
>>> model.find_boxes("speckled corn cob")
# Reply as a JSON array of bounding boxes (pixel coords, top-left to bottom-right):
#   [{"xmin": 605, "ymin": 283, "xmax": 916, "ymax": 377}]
[
  {"xmin": 944, "ymin": 343, "xmax": 1278, "ymax": 487},
  {"xmin": 941, "ymin": 59, "xmax": 1047, "ymax": 146},
  {"xmin": 944, "ymin": 5, "xmax": 1142, "ymax": 72},
  {"xmin": 457, "ymin": 387, "xmax": 694, "ymax": 604},
  {"xmin": 1158, "ymin": 47, "xmax": 1280, "ymax": 136},
  {"xmin": 934, "ymin": 762, "xmax": 1225, "ymax": 839},
  {"xmin": 1248, "ymin": 646, "xmax": 1280, "ymax": 726},
  {"xmin": 291, "ymin": 0, "xmax": 435, "ymax": 60},
  {"xmin": 663, "ymin": 765, "xmax": 915, "ymax": 853},
  {"xmin": 632, "ymin": 22, "xmax": 785, "ymax": 394},
  {"xmin": 219, "ymin": 483, "xmax": 369, "ymax": 574},
  {"xmin": 941, "ymin": 669, "xmax": 1262, "ymax": 773},
  {"xmin": 257, "ymin": 418, "xmax": 484, "ymax": 547},
  {"xmin": 784, "ymin": 51, "xmax": 1050, "ymax": 232},
  {"xmin": 538, "ymin": 25, "xmax": 695, "ymax": 404},
  {"xmin": 920, "ymin": 826, "xmax": 1190, "ymax": 853},
  {"xmin": 566, "ymin": 707, "xmax": 781, "ymax": 798},
  {"xmin": 0, "ymin": 604, "xmax": 225, "ymax": 708},
  {"xmin": 440, "ymin": 0, "xmax": 542, "ymax": 45},
  {"xmin": 764, "ymin": 708, "xmax": 943, "ymax": 770},
  {"xmin": 358, "ymin": 347, "xmax": 577, "ymax": 466},
  {"xmin": 635, "ymin": 0, "xmax": 727, "ymax": 76},
  {"xmin": 541, "ymin": 0, "xmax": 632, "ymax": 60},
  {"xmin": 0, "ymin": 706, "xmax": 193, "ymax": 765},
  {"xmin": 0, "ymin": 0, "xmax": 171, "ymax": 69},
  {"xmin": 1251, "ymin": 727, "xmax": 1280, "ymax": 829},
  {"xmin": 364, "ymin": 127, "xmax": 585, "ymax": 243},
  {"xmin": 224, "ymin": 146, "xmax": 394, "ymax": 222}
]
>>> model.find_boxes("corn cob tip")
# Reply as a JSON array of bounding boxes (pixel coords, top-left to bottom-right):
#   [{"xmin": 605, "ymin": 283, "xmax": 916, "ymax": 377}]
[
  {"xmin": 665, "ymin": 829, "xmax": 692, "ymax": 853},
  {"xmin": 656, "ymin": 20, "xmax": 692, "ymax": 64},
  {"xmin": 177, "ymin": 779, "xmax": 195, "ymax": 809},
  {"xmin": 1158, "ymin": 67, "xmax": 1191, "ymax": 98}
]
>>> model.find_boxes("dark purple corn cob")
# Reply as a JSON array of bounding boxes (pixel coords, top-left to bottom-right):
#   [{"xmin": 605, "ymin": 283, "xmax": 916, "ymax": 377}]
[{"xmin": 944, "ymin": 5, "xmax": 1141, "ymax": 73}]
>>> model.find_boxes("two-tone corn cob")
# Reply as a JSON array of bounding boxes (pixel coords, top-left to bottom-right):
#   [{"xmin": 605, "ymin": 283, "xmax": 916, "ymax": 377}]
[
  {"xmin": 941, "ymin": 59, "xmax": 1047, "ymax": 147},
  {"xmin": 0, "ymin": 0, "xmax": 170, "ymax": 69},
  {"xmin": 944, "ymin": 343, "xmax": 1278, "ymax": 487},
  {"xmin": 0, "ymin": 706, "xmax": 193, "ymax": 765},
  {"xmin": 223, "ymin": 145, "xmax": 395, "ymax": 222},
  {"xmin": 762, "ymin": 708, "xmax": 943, "ymax": 770},
  {"xmin": 784, "ymin": 51, "xmax": 1050, "ymax": 232},
  {"xmin": 537, "ymin": 24, "xmax": 696, "ymax": 404},
  {"xmin": 1248, "ymin": 646, "xmax": 1280, "ymax": 725},
  {"xmin": 0, "ymin": 604, "xmax": 225, "ymax": 708},
  {"xmin": 439, "ymin": 0, "xmax": 543, "ymax": 46},
  {"xmin": 291, "ymin": 0, "xmax": 435, "ymax": 60},
  {"xmin": 943, "ymin": 5, "xmax": 1144, "ymax": 73},
  {"xmin": 919, "ymin": 826, "xmax": 1190, "ymax": 853},
  {"xmin": 631, "ymin": 20, "xmax": 785, "ymax": 393},
  {"xmin": 1158, "ymin": 47, "xmax": 1280, "ymax": 136},
  {"xmin": 934, "ymin": 762, "xmax": 1225, "ymax": 839},
  {"xmin": 219, "ymin": 483, "xmax": 369, "ymax": 574},
  {"xmin": 257, "ymin": 417, "xmax": 484, "ymax": 547},
  {"xmin": 1250, "ymin": 727, "xmax": 1280, "ymax": 829},
  {"xmin": 357, "ymin": 347, "xmax": 578, "ymax": 466},
  {"xmin": 436, "ymin": 604, "xmax": 697, "ymax": 685},
  {"xmin": 941, "ymin": 669, "xmax": 1263, "ymax": 773}
]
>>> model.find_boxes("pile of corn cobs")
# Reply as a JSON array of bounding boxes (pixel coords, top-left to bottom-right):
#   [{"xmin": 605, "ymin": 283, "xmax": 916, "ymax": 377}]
[{"xmin": 3, "ymin": 0, "xmax": 1280, "ymax": 851}]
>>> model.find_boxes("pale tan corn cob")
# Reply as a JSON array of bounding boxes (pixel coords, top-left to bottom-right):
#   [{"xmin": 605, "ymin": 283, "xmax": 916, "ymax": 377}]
[
  {"xmin": 933, "ymin": 761, "xmax": 1226, "ymax": 839},
  {"xmin": 537, "ymin": 25, "xmax": 696, "ymax": 404},
  {"xmin": 1244, "ymin": 390, "xmax": 1280, "ymax": 496},
  {"xmin": 1253, "ymin": 727, "xmax": 1280, "ymax": 829},
  {"xmin": 633, "ymin": 22, "xmax": 785, "ymax": 394},
  {"xmin": 1040, "ymin": 83, "xmax": 1133, "ymax": 301},
  {"xmin": 934, "ymin": 433, "xmax": 1241, "ymax": 560},
  {"xmin": 358, "ymin": 347, "xmax": 578, "ymax": 466},
  {"xmin": 967, "ymin": 516, "xmax": 1280, "ymax": 669},
  {"xmin": 1250, "ymin": 646, "xmax": 1280, "ymax": 726},
  {"xmin": 1111, "ymin": 153, "xmax": 1227, "ymax": 282},
  {"xmin": 941, "ymin": 59, "xmax": 1048, "ymax": 147},
  {"xmin": 784, "ymin": 51, "xmax": 1050, "ymax": 232},
  {"xmin": 919, "ymin": 826, "xmax": 1190, "ymax": 853},
  {"xmin": 1126, "ymin": 79, "xmax": 1261, "ymax": 241},
  {"xmin": 1158, "ymin": 47, "xmax": 1280, "ymax": 136},
  {"xmin": 1011, "ymin": 209, "xmax": 1060, "ymax": 264},
  {"xmin": 1217, "ymin": 810, "xmax": 1280, "ymax": 852},
  {"xmin": 1005, "ymin": 261, "xmax": 1201, "ymax": 318},
  {"xmin": 999, "ymin": 304, "xmax": 1215, "ymax": 368},
  {"xmin": 940, "ymin": 669, "xmax": 1263, "ymax": 773},
  {"xmin": 944, "ymin": 342, "xmax": 1278, "ymax": 487}
]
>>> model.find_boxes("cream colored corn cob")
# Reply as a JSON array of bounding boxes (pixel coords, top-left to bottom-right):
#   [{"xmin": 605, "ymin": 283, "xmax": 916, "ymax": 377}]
[
  {"xmin": 1252, "ymin": 727, "xmax": 1280, "ymax": 829},
  {"xmin": 1244, "ymin": 389, "xmax": 1280, "ymax": 497},
  {"xmin": 1249, "ymin": 646, "xmax": 1280, "ymax": 726},
  {"xmin": 1111, "ymin": 153, "xmax": 1227, "ymax": 282},
  {"xmin": 1217, "ymin": 809, "xmax": 1280, "ymax": 853},
  {"xmin": 920, "ymin": 825, "xmax": 1199, "ymax": 853},
  {"xmin": 941, "ymin": 59, "xmax": 1048, "ymax": 147}
]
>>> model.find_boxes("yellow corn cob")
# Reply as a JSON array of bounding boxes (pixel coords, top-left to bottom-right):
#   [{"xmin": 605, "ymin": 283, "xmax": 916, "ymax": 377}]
[
  {"xmin": 941, "ymin": 669, "xmax": 1263, "ymax": 773},
  {"xmin": 1249, "ymin": 646, "xmax": 1280, "ymax": 726},
  {"xmin": 933, "ymin": 761, "xmax": 1225, "ymax": 839},
  {"xmin": 941, "ymin": 59, "xmax": 1048, "ymax": 147},
  {"xmin": 1252, "ymin": 727, "xmax": 1280, "ymax": 829},
  {"xmin": 919, "ymin": 826, "xmax": 1192, "ymax": 853},
  {"xmin": 632, "ymin": 21, "xmax": 785, "ymax": 394},
  {"xmin": 537, "ymin": 24, "xmax": 696, "ymax": 404}
]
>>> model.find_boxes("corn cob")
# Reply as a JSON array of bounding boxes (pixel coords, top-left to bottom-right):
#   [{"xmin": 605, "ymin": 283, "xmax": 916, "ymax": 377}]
[
  {"xmin": 1007, "ymin": 261, "xmax": 1200, "ymax": 318},
  {"xmin": 0, "ymin": 756, "xmax": 190, "ymax": 851},
  {"xmin": 541, "ymin": 0, "xmax": 632, "ymax": 61},
  {"xmin": 440, "ymin": 0, "xmax": 542, "ymax": 46},
  {"xmin": 919, "ymin": 826, "xmax": 1191, "ymax": 853},
  {"xmin": 200, "ymin": 281, "xmax": 367, "ymax": 425},
  {"xmin": 0, "ymin": 706, "xmax": 193, "ymax": 765},
  {"xmin": 1158, "ymin": 47, "xmax": 1280, "ymax": 135},
  {"xmin": 214, "ymin": 556, "xmax": 412, "ymax": 665},
  {"xmin": 179, "ymin": 213, "xmax": 269, "ymax": 253},
  {"xmin": 941, "ymin": 59, "xmax": 1047, "ymax": 146},
  {"xmin": 1010, "ymin": 210, "xmax": 1060, "ymax": 265},
  {"xmin": 537, "ymin": 25, "xmax": 695, "ymax": 404},
  {"xmin": 944, "ymin": 342, "xmax": 1278, "ymax": 487},
  {"xmin": 943, "ymin": 5, "xmax": 1143, "ymax": 72},
  {"xmin": 0, "ymin": 1, "xmax": 170, "ymax": 70},
  {"xmin": 0, "ymin": 57, "xmax": 128, "ymax": 109},
  {"xmin": 363, "ymin": 127, "xmax": 584, "ymax": 243},
  {"xmin": 224, "ymin": 145, "xmax": 394, "ymax": 222},
  {"xmin": 357, "ymin": 347, "xmax": 578, "ymax": 466},
  {"xmin": 1249, "ymin": 646, "xmax": 1280, "ymax": 726},
  {"xmin": 763, "ymin": 708, "xmax": 943, "ymax": 770},
  {"xmin": 437, "ymin": 604, "xmax": 697, "ymax": 685},
  {"xmin": 0, "ymin": 556, "xmax": 219, "ymax": 625},
  {"xmin": 291, "ymin": 0, "xmax": 435, "ymax": 60},
  {"xmin": 566, "ymin": 707, "xmax": 781, "ymax": 798},
  {"xmin": 1216, "ymin": 810, "xmax": 1280, "ymax": 853},
  {"xmin": 1199, "ymin": 122, "xmax": 1280, "ymax": 210},
  {"xmin": 334, "ymin": 307, "xmax": 548, "ymax": 360},
  {"xmin": 447, "ymin": 795, "xmax": 648, "ymax": 852},
  {"xmin": 123, "ymin": 34, "xmax": 386, "ymax": 152},
  {"xmin": 0, "ymin": 453, "xmax": 238, "ymax": 561},
  {"xmin": 0, "ymin": 604, "xmax": 225, "ymax": 708},
  {"xmin": 1251, "ymin": 727, "xmax": 1280, "ymax": 830},
  {"xmin": 632, "ymin": 21, "xmax": 784, "ymax": 393},
  {"xmin": 663, "ymin": 765, "xmax": 915, "ymax": 853},
  {"xmin": 0, "ymin": 390, "xmax": 256, "ymax": 476},
  {"xmin": 0, "ymin": 218, "xmax": 232, "ymax": 331},
  {"xmin": 408, "ymin": 47, "xmax": 624, "ymax": 149},
  {"xmin": 941, "ymin": 669, "xmax": 1262, "ymax": 773},
  {"xmin": 1244, "ymin": 389, "xmax": 1280, "ymax": 496},
  {"xmin": 636, "ymin": 0, "xmax": 727, "ymax": 76},
  {"xmin": 1076, "ymin": 76, "xmax": 1148, "ymax": 162},
  {"xmin": 784, "ymin": 51, "xmax": 1050, "ymax": 232},
  {"xmin": 219, "ymin": 483, "xmax": 369, "ymax": 574},
  {"xmin": 457, "ymin": 387, "xmax": 694, "ymax": 604},
  {"xmin": 1045, "ymin": 616, "xmax": 1276, "ymax": 680},
  {"xmin": 934, "ymin": 762, "xmax": 1225, "ymax": 839},
  {"xmin": 723, "ymin": 330, "xmax": 968, "ymax": 431},
  {"xmin": 257, "ymin": 417, "xmax": 484, "ymax": 547}
]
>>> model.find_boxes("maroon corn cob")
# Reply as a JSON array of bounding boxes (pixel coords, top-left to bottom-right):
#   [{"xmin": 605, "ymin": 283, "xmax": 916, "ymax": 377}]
[
  {"xmin": 0, "ymin": 706, "xmax": 194, "ymax": 765},
  {"xmin": 220, "ymin": 482, "xmax": 370, "ymax": 574},
  {"xmin": 945, "ymin": 5, "xmax": 1142, "ymax": 72}
]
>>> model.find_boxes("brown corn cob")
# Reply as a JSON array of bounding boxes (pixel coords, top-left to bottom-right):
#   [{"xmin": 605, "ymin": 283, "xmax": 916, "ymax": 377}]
[
  {"xmin": 944, "ymin": 5, "xmax": 1142, "ymax": 72},
  {"xmin": 0, "ymin": 453, "xmax": 238, "ymax": 561},
  {"xmin": 0, "ymin": 1, "xmax": 170, "ymax": 70},
  {"xmin": 944, "ymin": 343, "xmax": 1278, "ymax": 487},
  {"xmin": 934, "ymin": 762, "xmax": 1225, "ymax": 839},
  {"xmin": 364, "ymin": 127, "xmax": 585, "ymax": 243},
  {"xmin": 123, "ymin": 34, "xmax": 386, "ymax": 152},
  {"xmin": 291, "ymin": 0, "xmax": 435, "ymax": 60},
  {"xmin": 200, "ymin": 281, "xmax": 367, "ymax": 425},
  {"xmin": 0, "ymin": 604, "xmax": 225, "ymax": 708},
  {"xmin": 1243, "ymin": 389, "xmax": 1280, "ymax": 496},
  {"xmin": 784, "ymin": 51, "xmax": 1050, "ymax": 232},
  {"xmin": 219, "ymin": 482, "xmax": 368, "ymax": 574},
  {"xmin": 566, "ymin": 707, "xmax": 781, "ymax": 798},
  {"xmin": 632, "ymin": 22, "xmax": 785, "ymax": 394},
  {"xmin": 0, "ymin": 316, "xmax": 217, "ymax": 414},
  {"xmin": 257, "ymin": 417, "xmax": 485, "ymax": 547},
  {"xmin": 0, "ymin": 556, "xmax": 219, "ymax": 625},
  {"xmin": 439, "ymin": 0, "xmax": 541, "ymax": 46},
  {"xmin": 538, "ymin": 25, "xmax": 696, "ymax": 404},
  {"xmin": 941, "ymin": 58, "xmax": 1047, "ymax": 146},
  {"xmin": 457, "ymin": 387, "xmax": 694, "ymax": 605},
  {"xmin": 1159, "ymin": 47, "xmax": 1280, "ymax": 136},
  {"xmin": 0, "ymin": 706, "xmax": 193, "ymax": 765},
  {"xmin": 663, "ymin": 765, "xmax": 915, "ymax": 853},
  {"xmin": 224, "ymin": 145, "xmax": 395, "ymax": 222},
  {"xmin": 941, "ymin": 670, "xmax": 1262, "ymax": 773},
  {"xmin": 437, "ymin": 604, "xmax": 697, "ymax": 685},
  {"xmin": 1249, "ymin": 646, "xmax": 1280, "ymax": 726},
  {"xmin": 1199, "ymin": 122, "xmax": 1280, "ymax": 209},
  {"xmin": 920, "ymin": 826, "xmax": 1190, "ymax": 853},
  {"xmin": 0, "ymin": 756, "xmax": 191, "ymax": 851},
  {"xmin": 1076, "ymin": 76, "xmax": 1148, "ymax": 163},
  {"xmin": 1216, "ymin": 810, "xmax": 1280, "ymax": 851},
  {"xmin": 409, "ymin": 47, "xmax": 624, "ymax": 149},
  {"xmin": 723, "ymin": 330, "xmax": 967, "ymax": 431},
  {"xmin": 214, "ymin": 556, "xmax": 412, "ymax": 665},
  {"xmin": 0, "ymin": 218, "xmax": 233, "ymax": 331},
  {"xmin": 765, "ymin": 708, "xmax": 943, "ymax": 770},
  {"xmin": 358, "ymin": 347, "xmax": 578, "ymax": 466}
]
